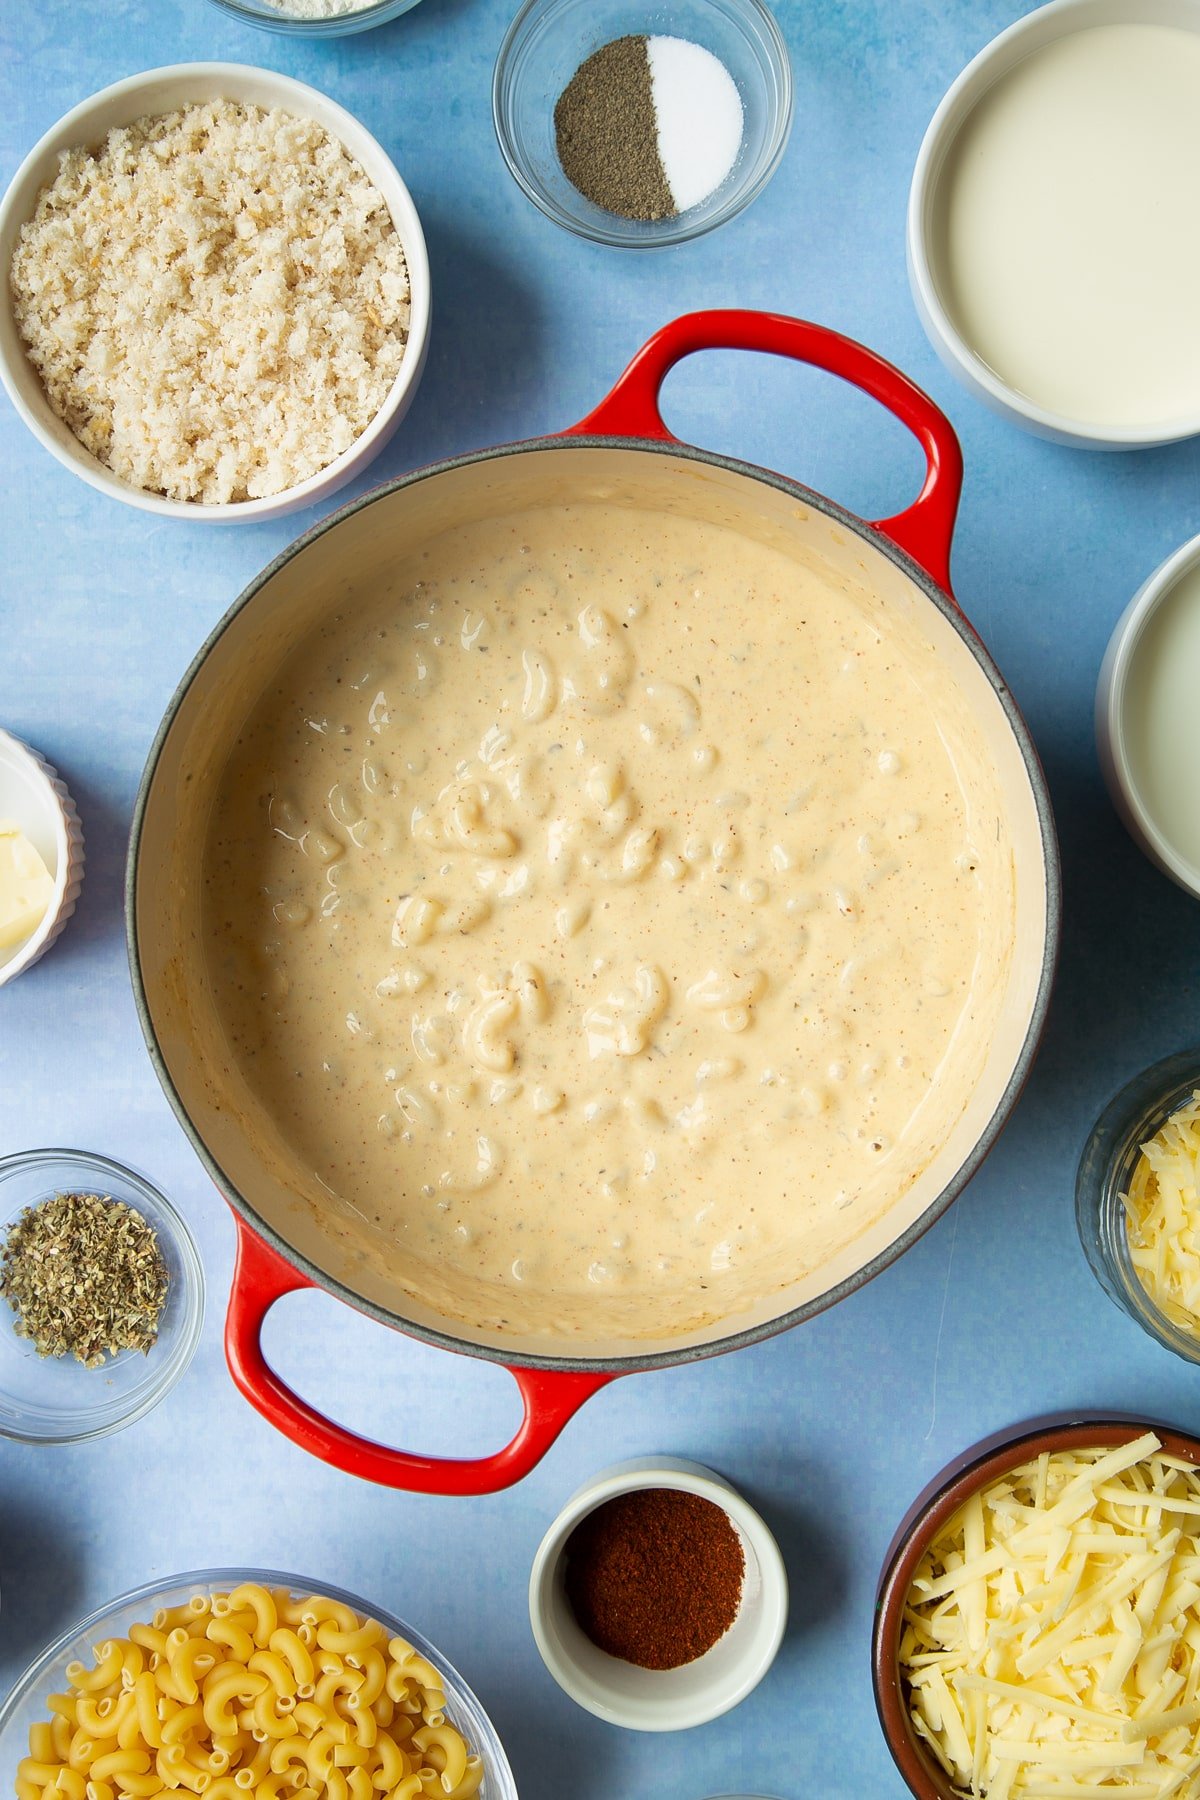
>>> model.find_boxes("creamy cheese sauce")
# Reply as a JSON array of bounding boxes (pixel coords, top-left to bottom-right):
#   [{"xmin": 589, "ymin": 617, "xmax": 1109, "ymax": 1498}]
[
  {"xmin": 938, "ymin": 23, "xmax": 1200, "ymax": 428},
  {"xmin": 203, "ymin": 503, "xmax": 1011, "ymax": 1338}
]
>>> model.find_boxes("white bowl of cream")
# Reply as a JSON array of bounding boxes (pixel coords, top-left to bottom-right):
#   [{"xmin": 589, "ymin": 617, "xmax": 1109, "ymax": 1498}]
[
  {"xmin": 1097, "ymin": 532, "xmax": 1200, "ymax": 897},
  {"xmin": 909, "ymin": 0, "xmax": 1200, "ymax": 448}
]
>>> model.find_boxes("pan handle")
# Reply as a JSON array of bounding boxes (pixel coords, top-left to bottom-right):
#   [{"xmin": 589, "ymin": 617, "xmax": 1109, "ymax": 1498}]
[
  {"xmin": 570, "ymin": 309, "xmax": 964, "ymax": 600},
  {"xmin": 224, "ymin": 1215, "xmax": 615, "ymax": 1495}
]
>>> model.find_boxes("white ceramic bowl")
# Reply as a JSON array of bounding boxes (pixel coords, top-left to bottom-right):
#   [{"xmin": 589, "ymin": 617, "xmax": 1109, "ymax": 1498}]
[
  {"xmin": 1096, "ymin": 529, "xmax": 1200, "ymax": 897},
  {"xmin": 908, "ymin": 0, "xmax": 1200, "ymax": 448},
  {"xmin": 0, "ymin": 729, "xmax": 83, "ymax": 988},
  {"xmin": 528, "ymin": 1456, "xmax": 788, "ymax": 1730},
  {"xmin": 0, "ymin": 64, "xmax": 431, "ymax": 522}
]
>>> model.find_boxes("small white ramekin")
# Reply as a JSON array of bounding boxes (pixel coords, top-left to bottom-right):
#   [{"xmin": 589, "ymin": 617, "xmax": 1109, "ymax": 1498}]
[
  {"xmin": 0, "ymin": 729, "xmax": 84, "ymax": 988},
  {"xmin": 528, "ymin": 1456, "xmax": 788, "ymax": 1731},
  {"xmin": 908, "ymin": 0, "xmax": 1200, "ymax": 449},
  {"xmin": 1096, "ymin": 529, "xmax": 1200, "ymax": 899},
  {"xmin": 0, "ymin": 64, "xmax": 431, "ymax": 523}
]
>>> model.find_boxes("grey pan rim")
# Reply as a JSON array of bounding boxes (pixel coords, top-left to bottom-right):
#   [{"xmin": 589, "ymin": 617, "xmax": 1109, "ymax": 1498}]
[{"xmin": 125, "ymin": 432, "xmax": 1062, "ymax": 1376}]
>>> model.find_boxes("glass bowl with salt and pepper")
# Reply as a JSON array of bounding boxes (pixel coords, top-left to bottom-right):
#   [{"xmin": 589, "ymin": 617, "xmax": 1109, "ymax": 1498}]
[
  {"xmin": 0, "ymin": 1149, "xmax": 204, "ymax": 1444},
  {"xmin": 493, "ymin": 0, "xmax": 793, "ymax": 246}
]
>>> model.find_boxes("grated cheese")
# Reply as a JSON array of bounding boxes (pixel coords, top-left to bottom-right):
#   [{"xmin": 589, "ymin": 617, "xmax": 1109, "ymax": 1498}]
[
  {"xmin": 899, "ymin": 1436, "xmax": 1200, "ymax": 1795},
  {"xmin": 1122, "ymin": 1094, "xmax": 1200, "ymax": 1337}
]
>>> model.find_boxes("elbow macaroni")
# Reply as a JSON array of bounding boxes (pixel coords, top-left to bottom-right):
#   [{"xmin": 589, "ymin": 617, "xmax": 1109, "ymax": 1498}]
[{"xmin": 20, "ymin": 1590, "xmax": 483, "ymax": 1800}]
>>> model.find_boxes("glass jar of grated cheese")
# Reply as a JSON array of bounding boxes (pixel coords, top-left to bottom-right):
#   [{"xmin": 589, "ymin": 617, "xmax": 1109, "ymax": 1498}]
[{"xmin": 1076, "ymin": 1047, "xmax": 1200, "ymax": 1364}]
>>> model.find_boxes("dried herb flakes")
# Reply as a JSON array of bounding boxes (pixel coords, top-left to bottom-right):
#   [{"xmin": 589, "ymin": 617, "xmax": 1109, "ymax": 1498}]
[{"xmin": 0, "ymin": 1191, "xmax": 169, "ymax": 1367}]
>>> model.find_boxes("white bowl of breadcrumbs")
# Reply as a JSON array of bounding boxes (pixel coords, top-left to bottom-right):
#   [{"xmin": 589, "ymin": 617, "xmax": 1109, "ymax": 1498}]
[{"xmin": 0, "ymin": 64, "xmax": 431, "ymax": 521}]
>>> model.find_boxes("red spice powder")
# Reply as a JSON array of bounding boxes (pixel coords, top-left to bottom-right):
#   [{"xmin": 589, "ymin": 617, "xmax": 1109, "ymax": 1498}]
[{"xmin": 564, "ymin": 1486, "xmax": 746, "ymax": 1670}]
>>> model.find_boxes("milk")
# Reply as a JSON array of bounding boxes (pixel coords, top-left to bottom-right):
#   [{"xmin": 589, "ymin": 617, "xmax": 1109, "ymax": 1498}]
[
  {"xmin": 1125, "ymin": 563, "xmax": 1200, "ymax": 874},
  {"xmin": 939, "ymin": 23, "xmax": 1200, "ymax": 428}
]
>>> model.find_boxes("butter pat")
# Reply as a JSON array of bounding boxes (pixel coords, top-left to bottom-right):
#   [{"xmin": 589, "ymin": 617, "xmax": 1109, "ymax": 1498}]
[{"xmin": 0, "ymin": 821, "xmax": 55, "ymax": 950}]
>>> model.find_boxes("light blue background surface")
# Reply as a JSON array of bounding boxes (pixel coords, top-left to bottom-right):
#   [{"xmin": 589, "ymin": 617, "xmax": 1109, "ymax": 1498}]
[{"xmin": 3, "ymin": 2, "xmax": 1200, "ymax": 1795}]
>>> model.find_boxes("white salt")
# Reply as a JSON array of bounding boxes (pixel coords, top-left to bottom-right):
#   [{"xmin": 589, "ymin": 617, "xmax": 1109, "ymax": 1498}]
[{"xmin": 647, "ymin": 35, "xmax": 744, "ymax": 213}]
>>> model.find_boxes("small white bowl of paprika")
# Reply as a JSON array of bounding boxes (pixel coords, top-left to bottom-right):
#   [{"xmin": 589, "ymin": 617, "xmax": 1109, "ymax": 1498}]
[{"xmin": 528, "ymin": 1455, "xmax": 788, "ymax": 1731}]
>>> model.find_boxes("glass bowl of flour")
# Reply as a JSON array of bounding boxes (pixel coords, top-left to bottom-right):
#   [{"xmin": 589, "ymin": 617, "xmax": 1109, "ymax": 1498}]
[{"xmin": 204, "ymin": 0, "xmax": 421, "ymax": 35}]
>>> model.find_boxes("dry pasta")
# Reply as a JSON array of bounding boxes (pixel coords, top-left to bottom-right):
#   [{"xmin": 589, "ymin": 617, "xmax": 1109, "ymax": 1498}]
[{"xmin": 19, "ymin": 1590, "xmax": 483, "ymax": 1800}]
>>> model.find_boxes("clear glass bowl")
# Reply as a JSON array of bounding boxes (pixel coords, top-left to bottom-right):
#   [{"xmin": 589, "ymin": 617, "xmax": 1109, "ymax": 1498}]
[
  {"xmin": 1075, "ymin": 1049, "xmax": 1200, "ymax": 1364},
  {"xmin": 0, "ymin": 1149, "xmax": 204, "ymax": 1443},
  {"xmin": 202, "ymin": 0, "xmax": 422, "ymax": 36},
  {"xmin": 493, "ymin": 0, "xmax": 793, "ymax": 247},
  {"xmin": 0, "ymin": 1570, "xmax": 518, "ymax": 1800}
]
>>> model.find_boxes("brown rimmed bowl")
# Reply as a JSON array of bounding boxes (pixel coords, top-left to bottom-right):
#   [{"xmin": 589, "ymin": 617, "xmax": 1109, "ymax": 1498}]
[{"xmin": 871, "ymin": 1415, "xmax": 1200, "ymax": 1798}]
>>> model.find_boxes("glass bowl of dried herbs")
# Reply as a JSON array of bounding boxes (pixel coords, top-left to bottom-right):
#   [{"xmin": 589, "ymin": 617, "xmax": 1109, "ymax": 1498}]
[
  {"xmin": 493, "ymin": 0, "xmax": 793, "ymax": 247},
  {"xmin": 0, "ymin": 1148, "xmax": 204, "ymax": 1443}
]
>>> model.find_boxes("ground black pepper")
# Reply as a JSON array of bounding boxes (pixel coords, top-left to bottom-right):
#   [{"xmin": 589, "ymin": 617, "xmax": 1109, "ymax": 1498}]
[
  {"xmin": 553, "ymin": 36, "xmax": 676, "ymax": 222},
  {"xmin": 564, "ymin": 1486, "xmax": 745, "ymax": 1669}
]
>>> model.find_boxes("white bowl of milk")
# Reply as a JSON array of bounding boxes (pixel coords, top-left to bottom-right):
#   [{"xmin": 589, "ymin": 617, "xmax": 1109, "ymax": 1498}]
[
  {"xmin": 1098, "ymin": 534, "xmax": 1200, "ymax": 896},
  {"xmin": 909, "ymin": 0, "xmax": 1200, "ymax": 449}
]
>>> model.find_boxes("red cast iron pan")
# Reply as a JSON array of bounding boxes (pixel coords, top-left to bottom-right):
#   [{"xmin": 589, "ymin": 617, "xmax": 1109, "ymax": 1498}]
[{"xmin": 128, "ymin": 310, "xmax": 1060, "ymax": 1493}]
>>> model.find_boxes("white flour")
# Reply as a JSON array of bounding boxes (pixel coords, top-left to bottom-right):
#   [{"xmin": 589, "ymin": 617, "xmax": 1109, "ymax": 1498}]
[{"xmin": 259, "ymin": 0, "xmax": 377, "ymax": 17}]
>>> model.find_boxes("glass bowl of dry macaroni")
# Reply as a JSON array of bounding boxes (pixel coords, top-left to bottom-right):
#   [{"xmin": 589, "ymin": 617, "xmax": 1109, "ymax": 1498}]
[{"xmin": 0, "ymin": 1572, "xmax": 515, "ymax": 1800}]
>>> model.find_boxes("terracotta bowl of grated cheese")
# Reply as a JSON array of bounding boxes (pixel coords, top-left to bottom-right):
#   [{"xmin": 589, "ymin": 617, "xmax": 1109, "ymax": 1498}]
[
  {"xmin": 0, "ymin": 64, "xmax": 431, "ymax": 522},
  {"xmin": 873, "ymin": 1416, "xmax": 1200, "ymax": 1800}
]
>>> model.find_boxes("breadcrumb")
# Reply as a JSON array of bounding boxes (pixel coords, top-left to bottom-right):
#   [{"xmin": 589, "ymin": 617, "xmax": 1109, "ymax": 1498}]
[{"xmin": 9, "ymin": 100, "xmax": 411, "ymax": 503}]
